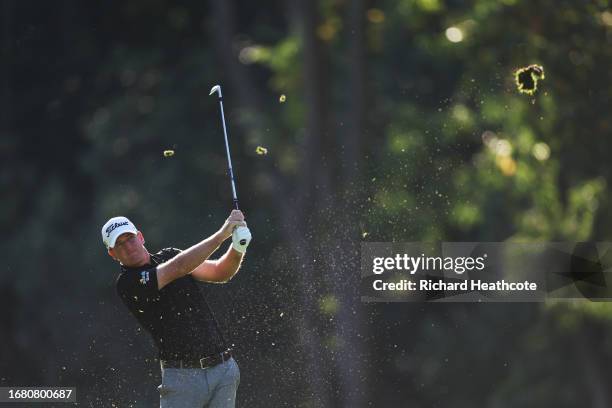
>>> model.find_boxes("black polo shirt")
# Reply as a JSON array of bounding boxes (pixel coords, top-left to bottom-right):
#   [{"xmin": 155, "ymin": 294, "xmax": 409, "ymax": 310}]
[{"xmin": 115, "ymin": 247, "xmax": 228, "ymax": 361}]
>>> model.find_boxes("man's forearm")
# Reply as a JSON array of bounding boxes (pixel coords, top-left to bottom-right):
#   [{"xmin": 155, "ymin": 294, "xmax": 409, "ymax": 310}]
[
  {"xmin": 170, "ymin": 232, "xmax": 225, "ymax": 277},
  {"xmin": 214, "ymin": 247, "xmax": 244, "ymax": 282}
]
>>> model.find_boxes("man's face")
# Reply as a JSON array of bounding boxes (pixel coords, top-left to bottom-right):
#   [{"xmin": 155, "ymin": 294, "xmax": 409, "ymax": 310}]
[{"xmin": 108, "ymin": 231, "xmax": 148, "ymax": 267}]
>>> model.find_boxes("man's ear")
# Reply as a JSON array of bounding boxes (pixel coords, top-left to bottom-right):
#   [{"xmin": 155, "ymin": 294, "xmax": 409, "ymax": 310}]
[
  {"xmin": 137, "ymin": 230, "xmax": 145, "ymax": 245},
  {"xmin": 108, "ymin": 248, "xmax": 117, "ymax": 261}
]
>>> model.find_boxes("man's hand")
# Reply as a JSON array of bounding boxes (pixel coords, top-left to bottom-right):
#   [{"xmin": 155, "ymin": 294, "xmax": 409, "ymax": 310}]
[
  {"xmin": 231, "ymin": 226, "xmax": 252, "ymax": 253},
  {"xmin": 218, "ymin": 210, "xmax": 247, "ymax": 241}
]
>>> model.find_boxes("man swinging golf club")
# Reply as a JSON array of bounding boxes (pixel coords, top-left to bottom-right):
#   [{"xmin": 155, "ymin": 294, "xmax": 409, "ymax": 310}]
[{"xmin": 103, "ymin": 85, "xmax": 252, "ymax": 407}]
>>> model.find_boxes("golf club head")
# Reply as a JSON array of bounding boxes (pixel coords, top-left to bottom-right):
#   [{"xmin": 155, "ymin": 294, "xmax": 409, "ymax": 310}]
[{"xmin": 209, "ymin": 85, "xmax": 222, "ymax": 97}]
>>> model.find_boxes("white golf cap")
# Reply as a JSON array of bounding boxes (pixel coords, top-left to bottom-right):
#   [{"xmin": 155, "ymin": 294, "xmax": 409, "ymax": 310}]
[{"xmin": 101, "ymin": 216, "xmax": 138, "ymax": 248}]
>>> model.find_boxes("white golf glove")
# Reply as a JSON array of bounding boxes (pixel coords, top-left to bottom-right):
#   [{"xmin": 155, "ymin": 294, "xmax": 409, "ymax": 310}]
[{"xmin": 232, "ymin": 226, "xmax": 252, "ymax": 253}]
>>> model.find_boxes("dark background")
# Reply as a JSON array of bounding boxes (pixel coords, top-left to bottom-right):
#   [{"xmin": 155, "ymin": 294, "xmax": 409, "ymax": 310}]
[{"xmin": 2, "ymin": 0, "xmax": 612, "ymax": 406}]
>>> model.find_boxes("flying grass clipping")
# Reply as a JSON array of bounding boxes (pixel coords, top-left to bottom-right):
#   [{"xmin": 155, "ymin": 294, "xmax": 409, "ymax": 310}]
[{"xmin": 514, "ymin": 64, "xmax": 545, "ymax": 95}]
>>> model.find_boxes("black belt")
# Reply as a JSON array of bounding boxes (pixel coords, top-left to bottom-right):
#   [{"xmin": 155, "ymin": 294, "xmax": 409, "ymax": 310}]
[{"xmin": 161, "ymin": 350, "xmax": 233, "ymax": 369}]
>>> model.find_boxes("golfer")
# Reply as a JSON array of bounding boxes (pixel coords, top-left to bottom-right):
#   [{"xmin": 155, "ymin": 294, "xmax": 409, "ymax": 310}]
[{"xmin": 101, "ymin": 210, "xmax": 251, "ymax": 407}]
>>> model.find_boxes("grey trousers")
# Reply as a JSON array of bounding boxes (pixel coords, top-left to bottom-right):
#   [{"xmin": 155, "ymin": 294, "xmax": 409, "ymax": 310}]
[{"xmin": 158, "ymin": 357, "xmax": 240, "ymax": 408}]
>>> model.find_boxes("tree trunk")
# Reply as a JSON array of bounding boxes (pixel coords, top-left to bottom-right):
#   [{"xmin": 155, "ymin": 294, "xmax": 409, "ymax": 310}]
[
  {"xmin": 289, "ymin": 1, "xmax": 336, "ymax": 405},
  {"xmin": 1, "ymin": 0, "xmax": 13, "ymax": 133},
  {"xmin": 208, "ymin": 0, "xmax": 264, "ymax": 130},
  {"xmin": 576, "ymin": 327, "xmax": 610, "ymax": 408},
  {"xmin": 208, "ymin": 0, "xmax": 333, "ymax": 405}
]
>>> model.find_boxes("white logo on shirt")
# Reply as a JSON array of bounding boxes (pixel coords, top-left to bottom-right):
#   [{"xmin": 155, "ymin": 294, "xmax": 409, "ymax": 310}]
[{"xmin": 140, "ymin": 271, "xmax": 150, "ymax": 285}]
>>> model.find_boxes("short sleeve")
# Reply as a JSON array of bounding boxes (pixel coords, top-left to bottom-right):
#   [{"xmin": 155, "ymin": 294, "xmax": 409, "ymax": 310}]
[{"xmin": 115, "ymin": 267, "xmax": 160, "ymax": 317}]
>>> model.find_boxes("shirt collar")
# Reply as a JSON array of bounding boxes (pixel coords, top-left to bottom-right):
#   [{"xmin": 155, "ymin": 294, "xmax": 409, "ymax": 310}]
[{"xmin": 120, "ymin": 252, "xmax": 160, "ymax": 272}]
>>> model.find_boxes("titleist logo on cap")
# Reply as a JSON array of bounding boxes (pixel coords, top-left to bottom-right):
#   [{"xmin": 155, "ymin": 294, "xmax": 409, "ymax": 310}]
[{"xmin": 106, "ymin": 221, "xmax": 129, "ymax": 237}]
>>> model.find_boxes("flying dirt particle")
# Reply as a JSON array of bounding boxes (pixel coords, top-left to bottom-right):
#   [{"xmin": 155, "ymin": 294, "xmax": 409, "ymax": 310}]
[
  {"xmin": 163, "ymin": 150, "xmax": 175, "ymax": 157},
  {"xmin": 367, "ymin": 8, "xmax": 385, "ymax": 24},
  {"xmin": 514, "ymin": 64, "xmax": 545, "ymax": 95},
  {"xmin": 255, "ymin": 146, "xmax": 268, "ymax": 155},
  {"xmin": 362, "ymin": 232, "xmax": 369, "ymax": 238},
  {"xmin": 279, "ymin": 94, "xmax": 286, "ymax": 103},
  {"xmin": 319, "ymin": 295, "xmax": 339, "ymax": 315}
]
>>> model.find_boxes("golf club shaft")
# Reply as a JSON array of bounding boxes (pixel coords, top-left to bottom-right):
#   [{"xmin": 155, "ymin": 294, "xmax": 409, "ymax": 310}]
[{"xmin": 211, "ymin": 86, "xmax": 239, "ymax": 210}]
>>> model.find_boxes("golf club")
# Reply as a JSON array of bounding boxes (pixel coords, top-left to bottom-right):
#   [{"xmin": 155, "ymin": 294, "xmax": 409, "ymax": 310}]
[{"xmin": 209, "ymin": 84, "xmax": 251, "ymax": 249}]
